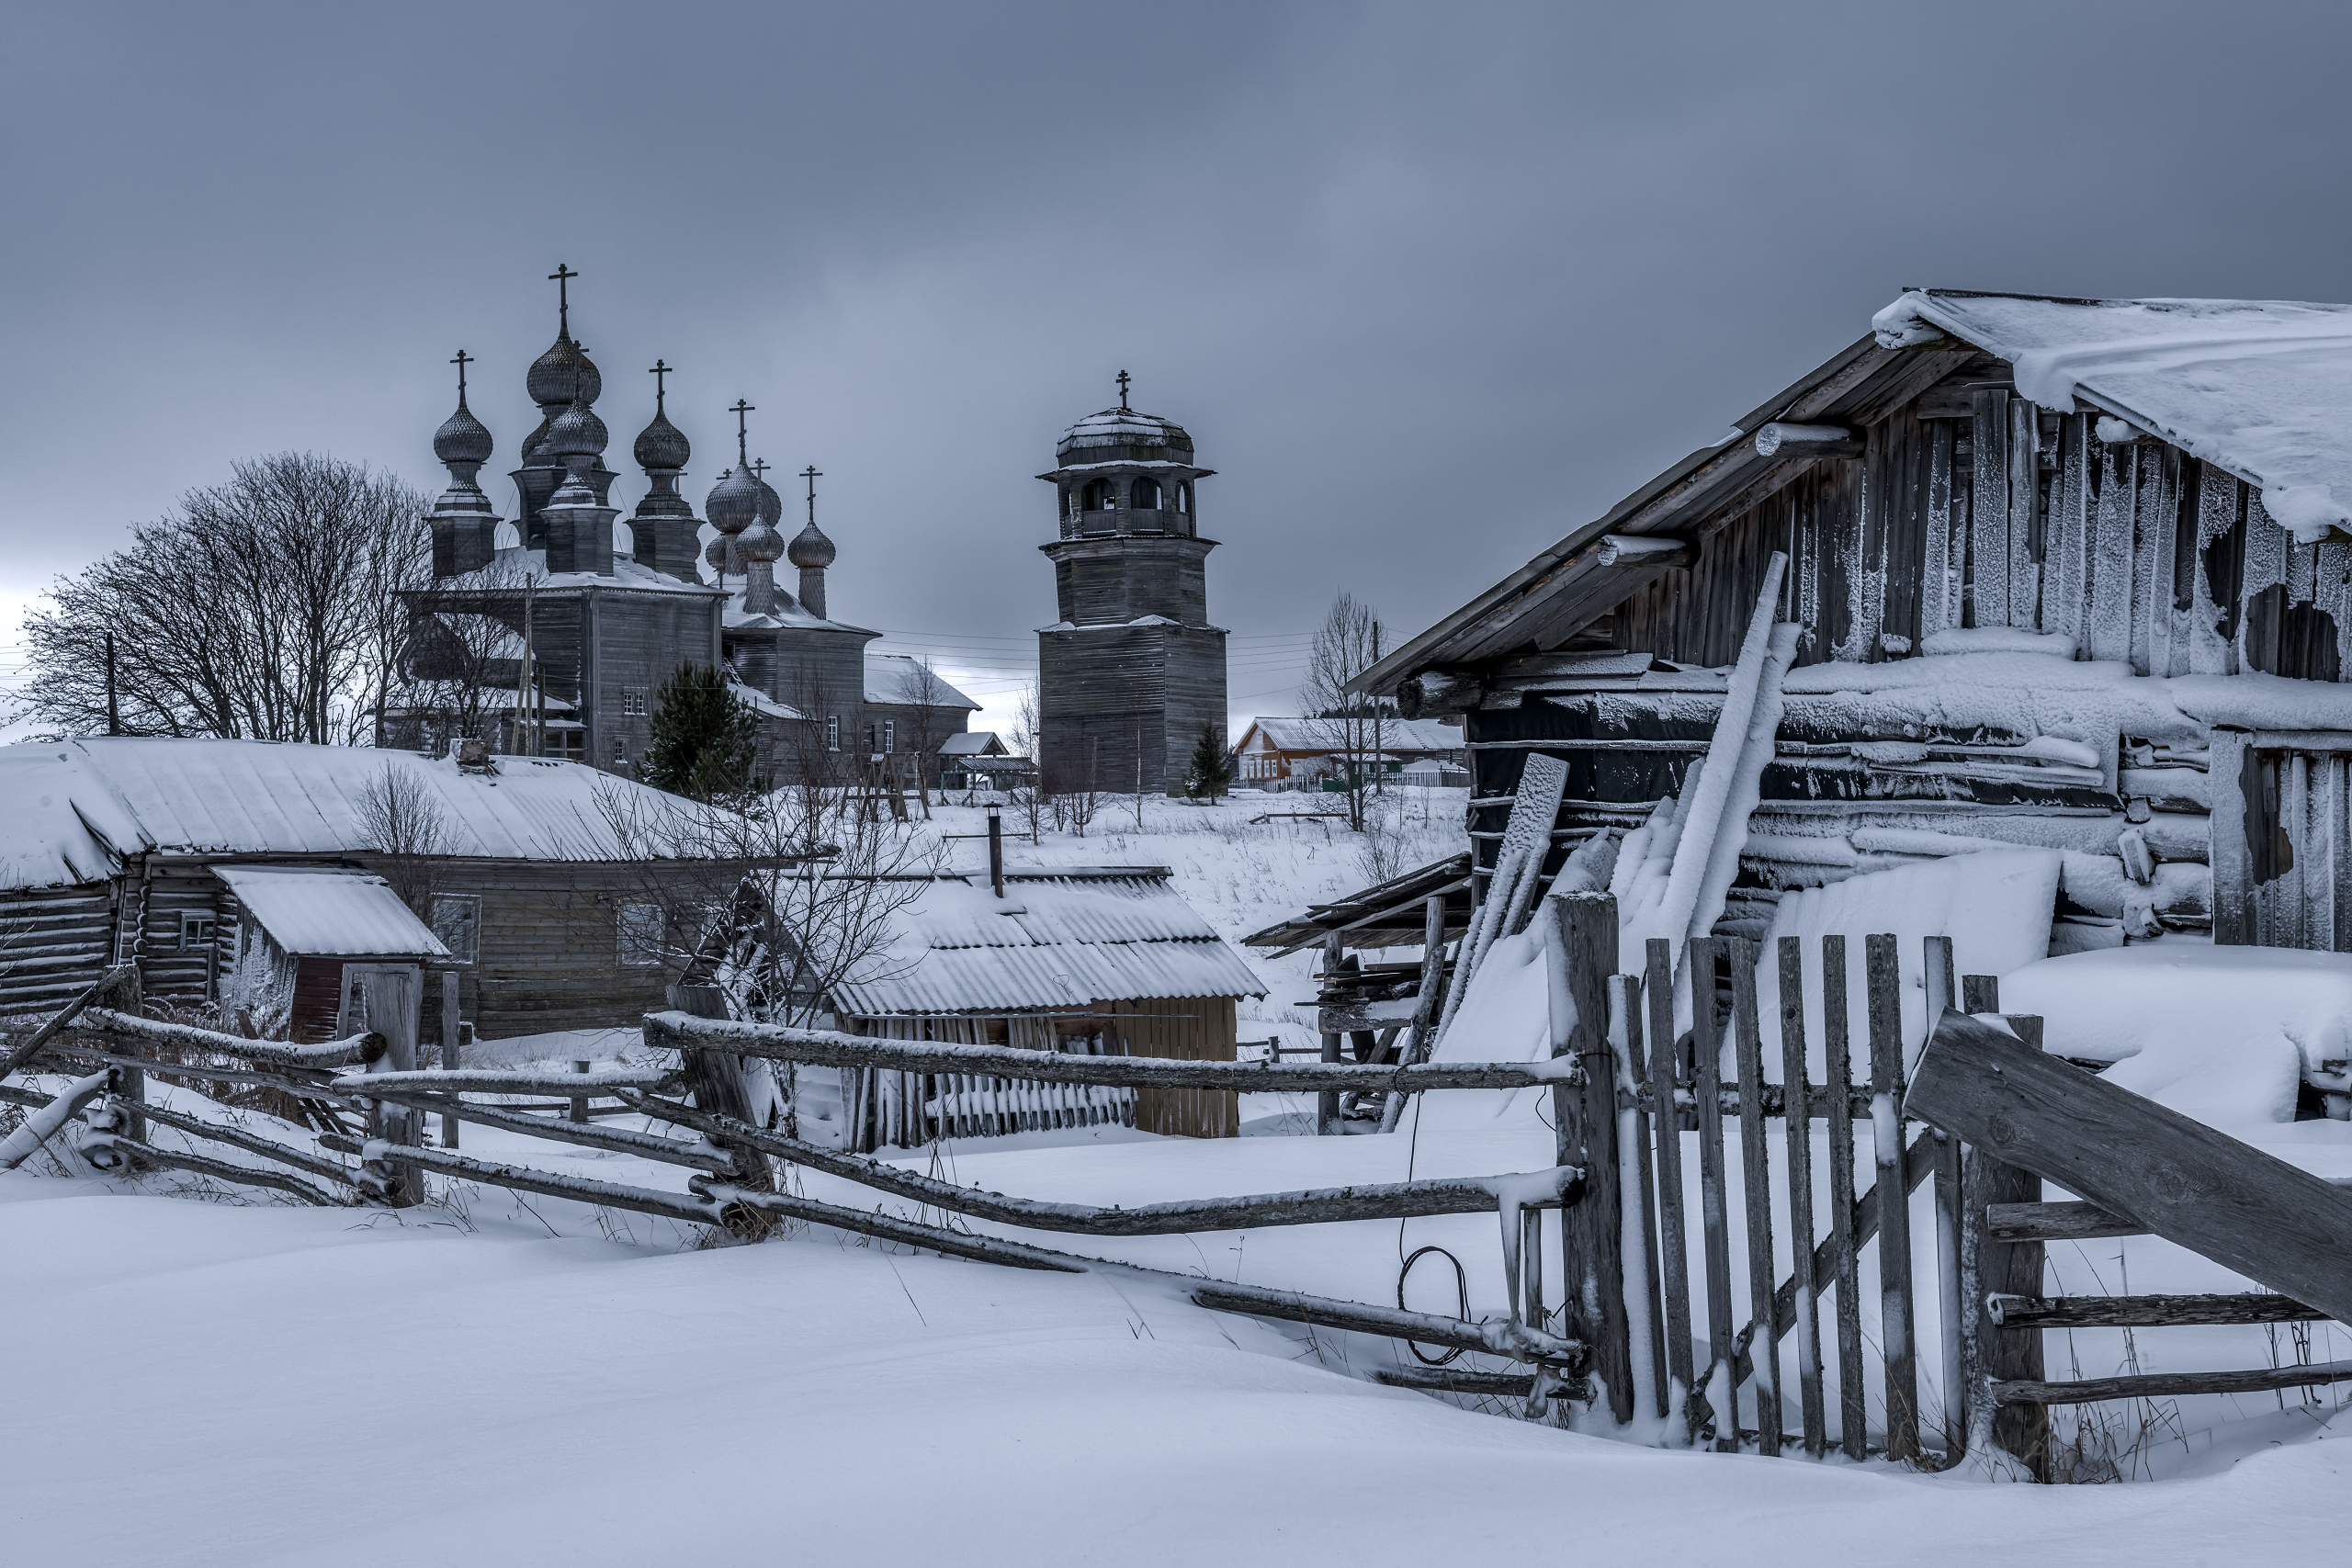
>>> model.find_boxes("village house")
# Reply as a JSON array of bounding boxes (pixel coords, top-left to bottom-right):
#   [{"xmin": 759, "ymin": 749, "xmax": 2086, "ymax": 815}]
[
  {"xmin": 794, "ymin": 863, "xmax": 1263, "ymax": 1148},
  {"xmin": 1334, "ymin": 288, "xmax": 2352, "ymax": 964},
  {"xmin": 0, "ymin": 738, "xmax": 793, "ymax": 1038},
  {"xmin": 1230, "ymin": 716, "xmax": 1466, "ymax": 787}
]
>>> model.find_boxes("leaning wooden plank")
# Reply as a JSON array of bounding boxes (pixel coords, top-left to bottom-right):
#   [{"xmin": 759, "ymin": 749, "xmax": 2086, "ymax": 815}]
[
  {"xmin": 331, "ymin": 1067, "xmax": 675, "ymax": 1096},
  {"xmin": 1990, "ymin": 1292, "xmax": 2330, "ymax": 1328},
  {"xmin": 1994, "ymin": 1359, "xmax": 2352, "ymax": 1407},
  {"xmin": 357, "ymin": 1087, "xmax": 735, "ymax": 1172},
  {"xmin": 623, "ymin": 1089, "xmax": 1575, "ymax": 1235},
  {"xmin": 0, "ymin": 1068, "xmax": 112, "ymax": 1169},
  {"xmin": 1190, "ymin": 1281, "xmax": 1583, "ymax": 1364},
  {"xmin": 0, "ymin": 964, "xmax": 135, "ymax": 1083},
  {"xmin": 68, "ymin": 1008, "xmax": 371, "ymax": 1070},
  {"xmin": 1866, "ymin": 932, "xmax": 1921, "ymax": 1462},
  {"xmin": 1821, "ymin": 933, "xmax": 1866, "ymax": 1461},
  {"xmin": 1730, "ymin": 939, "xmax": 1781, "ymax": 1455},
  {"xmin": 1986, "ymin": 1201, "xmax": 2144, "ymax": 1243},
  {"xmin": 1777, "ymin": 937, "xmax": 1826, "ymax": 1457},
  {"xmin": 82, "ymin": 1134, "xmax": 342, "ymax": 1206},
  {"xmin": 640, "ymin": 1014, "xmax": 1577, "ymax": 1092},
  {"xmin": 32, "ymin": 1046, "xmax": 351, "ymax": 1099},
  {"xmin": 1906, "ymin": 1010, "xmax": 2352, "ymax": 1331}
]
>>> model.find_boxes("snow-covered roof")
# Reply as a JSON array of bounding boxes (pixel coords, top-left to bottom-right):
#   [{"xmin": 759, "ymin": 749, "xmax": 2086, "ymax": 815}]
[
  {"xmin": 1875, "ymin": 290, "xmax": 2352, "ymax": 543},
  {"xmin": 441, "ymin": 547, "xmax": 728, "ymax": 597},
  {"xmin": 864, "ymin": 652, "xmax": 980, "ymax": 709},
  {"xmin": 721, "ymin": 584, "xmax": 876, "ymax": 636},
  {"xmin": 729, "ymin": 682, "xmax": 808, "ymax": 722},
  {"xmin": 1238, "ymin": 717, "xmax": 1464, "ymax": 753},
  {"xmin": 831, "ymin": 870, "xmax": 1265, "ymax": 1017},
  {"xmin": 939, "ymin": 732, "xmax": 1008, "ymax": 756},
  {"xmin": 213, "ymin": 865, "xmax": 451, "ymax": 959},
  {"xmin": 0, "ymin": 738, "xmax": 739, "ymax": 891}
]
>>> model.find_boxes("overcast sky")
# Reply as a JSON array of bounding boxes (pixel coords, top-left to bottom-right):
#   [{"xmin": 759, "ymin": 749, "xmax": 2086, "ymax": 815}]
[{"xmin": 6, "ymin": 2, "xmax": 2350, "ymax": 736}]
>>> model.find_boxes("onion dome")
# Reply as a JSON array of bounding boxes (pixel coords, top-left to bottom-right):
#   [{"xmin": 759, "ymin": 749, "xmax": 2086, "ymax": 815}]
[
  {"xmin": 1056, "ymin": 405, "xmax": 1193, "ymax": 465},
  {"xmin": 754, "ymin": 471, "xmax": 783, "ymax": 529},
  {"xmin": 705, "ymin": 534, "xmax": 730, "ymax": 572},
  {"xmin": 545, "ymin": 396, "xmax": 607, "ymax": 461},
  {"xmin": 635, "ymin": 406, "xmax": 690, "ymax": 471},
  {"xmin": 739, "ymin": 518, "xmax": 785, "ymax": 564},
  {"xmin": 526, "ymin": 332, "xmax": 603, "ymax": 410},
  {"xmin": 434, "ymin": 392, "xmax": 493, "ymax": 468},
  {"xmin": 707, "ymin": 464, "xmax": 759, "ymax": 535},
  {"xmin": 787, "ymin": 519, "xmax": 835, "ymax": 569}
]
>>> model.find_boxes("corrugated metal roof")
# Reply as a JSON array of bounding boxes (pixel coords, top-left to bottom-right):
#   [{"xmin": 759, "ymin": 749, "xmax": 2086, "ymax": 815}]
[
  {"xmin": 831, "ymin": 871, "xmax": 1264, "ymax": 1016},
  {"xmin": 0, "ymin": 738, "xmax": 739, "ymax": 890},
  {"xmin": 213, "ymin": 865, "xmax": 450, "ymax": 959}
]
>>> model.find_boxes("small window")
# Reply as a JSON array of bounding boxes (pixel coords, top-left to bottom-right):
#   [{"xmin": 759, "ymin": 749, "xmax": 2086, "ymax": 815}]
[
  {"xmin": 622, "ymin": 688, "xmax": 648, "ymax": 717},
  {"xmin": 617, "ymin": 902, "xmax": 666, "ymax": 968},
  {"xmin": 178, "ymin": 910, "xmax": 216, "ymax": 950},
  {"xmin": 864, "ymin": 724, "xmax": 876, "ymax": 755},
  {"xmin": 1131, "ymin": 478, "xmax": 1161, "ymax": 510},
  {"xmin": 431, "ymin": 895, "xmax": 481, "ymax": 964},
  {"xmin": 883, "ymin": 720, "xmax": 897, "ymax": 754},
  {"xmin": 826, "ymin": 716, "xmax": 841, "ymax": 751}
]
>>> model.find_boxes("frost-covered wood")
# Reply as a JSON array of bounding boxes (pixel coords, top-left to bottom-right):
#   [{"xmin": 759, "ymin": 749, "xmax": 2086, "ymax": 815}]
[
  {"xmin": 640, "ymin": 1011, "xmax": 1575, "ymax": 1092},
  {"xmin": 1907, "ymin": 1010, "xmax": 2352, "ymax": 1334},
  {"xmin": 1189, "ymin": 1283, "xmax": 1580, "ymax": 1364},
  {"xmin": 0, "ymin": 1068, "xmax": 112, "ymax": 1169},
  {"xmin": 1730, "ymin": 942, "xmax": 1781, "ymax": 1455},
  {"xmin": 0, "ymin": 964, "xmax": 135, "ymax": 1084},
  {"xmin": 81, "ymin": 1134, "xmax": 342, "ymax": 1206},
  {"xmin": 621, "ymin": 1089, "xmax": 1575, "ymax": 1233},
  {"xmin": 355, "ymin": 1086, "xmax": 732, "ymax": 1171},
  {"xmin": 1994, "ymin": 1359, "xmax": 2352, "ymax": 1407},
  {"xmin": 1865, "ymin": 933, "xmax": 1921, "ymax": 1461},
  {"xmin": 1549, "ymin": 894, "xmax": 1629, "ymax": 1420},
  {"xmin": 329, "ymin": 1067, "xmax": 675, "ymax": 1095},
  {"xmin": 130, "ymin": 1099, "xmax": 356, "ymax": 1187},
  {"xmin": 1984, "ymin": 1199, "xmax": 2143, "ymax": 1242}
]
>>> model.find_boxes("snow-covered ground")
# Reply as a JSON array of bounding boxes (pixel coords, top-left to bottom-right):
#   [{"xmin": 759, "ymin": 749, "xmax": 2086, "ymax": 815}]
[{"xmin": 7, "ymin": 784, "xmax": 2352, "ymax": 1554}]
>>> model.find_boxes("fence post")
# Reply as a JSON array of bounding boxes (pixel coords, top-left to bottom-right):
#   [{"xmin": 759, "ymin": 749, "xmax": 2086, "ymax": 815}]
[
  {"xmin": 439, "ymin": 970, "xmax": 461, "ymax": 1149},
  {"xmin": 1958, "ymin": 973, "xmax": 2051, "ymax": 1479},
  {"xmin": 1317, "ymin": 932, "xmax": 1342, "ymax": 1136},
  {"xmin": 1552, "ymin": 893, "xmax": 1630, "ymax": 1424},
  {"xmin": 106, "ymin": 965, "xmax": 148, "ymax": 1161},
  {"xmin": 1926, "ymin": 937, "xmax": 1964, "ymax": 1460},
  {"xmin": 668, "ymin": 983, "xmax": 777, "ymax": 1238}
]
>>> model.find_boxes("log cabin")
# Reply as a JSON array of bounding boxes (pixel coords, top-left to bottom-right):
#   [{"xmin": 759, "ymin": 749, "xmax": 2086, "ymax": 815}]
[
  {"xmin": 1349, "ymin": 289, "xmax": 2352, "ymax": 959},
  {"xmin": 0, "ymin": 738, "xmax": 790, "ymax": 1037}
]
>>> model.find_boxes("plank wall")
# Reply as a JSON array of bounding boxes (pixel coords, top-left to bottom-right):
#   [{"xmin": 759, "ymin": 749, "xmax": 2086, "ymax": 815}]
[{"xmin": 1110, "ymin": 994, "xmax": 1238, "ymax": 1138}]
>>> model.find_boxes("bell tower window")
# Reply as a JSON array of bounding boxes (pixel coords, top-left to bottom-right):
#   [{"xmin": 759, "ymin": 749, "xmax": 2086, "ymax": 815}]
[{"xmin": 1130, "ymin": 478, "xmax": 1162, "ymax": 510}]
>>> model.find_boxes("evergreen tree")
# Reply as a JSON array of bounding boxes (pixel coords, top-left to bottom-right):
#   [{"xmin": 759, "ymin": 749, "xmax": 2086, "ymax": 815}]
[
  {"xmin": 640, "ymin": 662, "xmax": 765, "ymax": 803},
  {"xmin": 1183, "ymin": 721, "xmax": 1235, "ymax": 801}
]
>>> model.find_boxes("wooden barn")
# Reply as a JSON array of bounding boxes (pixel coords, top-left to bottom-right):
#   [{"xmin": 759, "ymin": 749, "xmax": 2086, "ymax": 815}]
[
  {"xmin": 0, "ymin": 738, "xmax": 786, "ymax": 1037},
  {"xmin": 1349, "ymin": 289, "xmax": 2352, "ymax": 959},
  {"xmin": 212, "ymin": 865, "xmax": 452, "ymax": 1043},
  {"xmin": 813, "ymin": 865, "xmax": 1265, "ymax": 1149}
]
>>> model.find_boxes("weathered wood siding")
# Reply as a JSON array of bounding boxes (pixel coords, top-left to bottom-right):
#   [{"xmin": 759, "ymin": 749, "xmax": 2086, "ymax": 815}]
[
  {"xmin": 1110, "ymin": 994, "xmax": 1238, "ymax": 1138},
  {"xmin": 0, "ymin": 885, "xmax": 118, "ymax": 1009}
]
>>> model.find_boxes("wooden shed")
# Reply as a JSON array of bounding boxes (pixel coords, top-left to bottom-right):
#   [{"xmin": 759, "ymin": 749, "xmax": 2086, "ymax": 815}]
[
  {"xmin": 818, "ymin": 867, "xmax": 1265, "ymax": 1147},
  {"xmin": 1352, "ymin": 289, "xmax": 2352, "ymax": 960},
  {"xmin": 0, "ymin": 738, "xmax": 786, "ymax": 1037},
  {"xmin": 212, "ymin": 866, "xmax": 451, "ymax": 1043}
]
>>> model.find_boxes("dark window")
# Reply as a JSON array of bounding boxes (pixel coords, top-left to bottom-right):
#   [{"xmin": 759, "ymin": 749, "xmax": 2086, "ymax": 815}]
[
  {"xmin": 1080, "ymin": 479, "xmax": 1115, "ymax": 510},
  {"xmin": 1130, "ymin": 478, "xmax": 1162, "ymax": 510},
  {"xmin": 431, "ymin": 896, "xmax": 481, "ymax": 964}
]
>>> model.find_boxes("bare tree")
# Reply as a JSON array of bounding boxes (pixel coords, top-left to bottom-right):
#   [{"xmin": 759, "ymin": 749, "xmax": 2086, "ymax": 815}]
[
  {"xmin": 355, "ymin": 762, "xmax": 458, "ymax": 919},
  {"xmin": 17, "ymin": 454, "xmax": 432, "ymax": 744},
  {"xmin": 1004, "ymin": 681, "xmax": 1046, "ymax": 841},
  {"xmin": 1300, "ymin": 590, "xmax": 1391, "ymax": 833},
  {"xmin": 890, "ymin": 657, "xmax": 963, "ymax": 820}
]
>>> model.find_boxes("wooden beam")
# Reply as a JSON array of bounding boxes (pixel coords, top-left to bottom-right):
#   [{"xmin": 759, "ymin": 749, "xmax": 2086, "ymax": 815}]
[
  {"xmin": 1907, "ymin": 1010, "xmax": 2352, "ymax": 1330},
  {"xmin": 1754, "ymin": 423, "xmax": 1862, "ymax": 459},
  {"xmin": 1989, "ymin": 1292, "xmax": 2328, "ymax": 1329},
  {"xmin": 1598, "ymin": 534, "xmax": 1694, "ymax": 568},
  {"xmin": 1985, "ymin": 1200, "xmax": 2143, "ymax": 1243},
  {"xmin": 1995, "ymin": 1359, "xmax": 2352, "ymax": 1407}
]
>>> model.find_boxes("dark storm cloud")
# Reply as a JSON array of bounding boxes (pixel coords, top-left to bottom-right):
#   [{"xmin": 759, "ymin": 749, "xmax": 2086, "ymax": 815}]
[{"xmin": 5, "ymin": 1, "xmax": 2350, "ymax": 718}]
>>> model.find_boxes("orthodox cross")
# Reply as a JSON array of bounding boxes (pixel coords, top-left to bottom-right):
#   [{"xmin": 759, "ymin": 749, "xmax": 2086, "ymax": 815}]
[
  {"xmin": 1116, "ymin": 368, "xmax": 1131, "ymax": 411},
  {"xmin": 802, "ymin": 465, "xmax": 822, "ymax": 524},
  {"xmin": 729, "ymin": 398, "xmax": 754, "ymax": 463},
  {"xmin": 450, "ymin": 348, "xmax": 472, "ymax": 398},
  {"xmin": 648, "ymin": 358, "xmax": 672, "ymax": 412},
  {"xmin": 752, "ymin": 458, "xmax": 771, "ymax": 484},
  {"xmin": 548, "ymin": 264, "xmax": 578, "ymax": 333}
]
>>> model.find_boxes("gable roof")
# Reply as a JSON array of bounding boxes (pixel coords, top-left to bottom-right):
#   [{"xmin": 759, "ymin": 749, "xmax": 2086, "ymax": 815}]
[
  {"xmin": 939, "ymin": 731, "xmax": 1008, "ymax": 756},
  {"xmin": 1238, "ymin": 717, "xmax": 1464, "ymax": 753},
  {"xmin": 212, "ymin": 865, "xmax": 450, "ymax": 959},
  {"xmin": 864, "ymin": 652, "xmax": 980, "ymax": 709},
  {"xmin": 1356, "ymin": 287, "xmax": 2352, "ymax": 694},
  {"xmin": 829, "ymin": 869, "xmax": 1265, "ymax": 1016},
  {"xmin": 0, "ymin": 738, "xmax": 740, "ymax": 891}
]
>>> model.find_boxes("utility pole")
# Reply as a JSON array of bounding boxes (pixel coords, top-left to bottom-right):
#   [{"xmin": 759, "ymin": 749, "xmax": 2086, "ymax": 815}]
[{"xmin": 105, "ymin": 630, "xmax": 121, "ymax": 736}]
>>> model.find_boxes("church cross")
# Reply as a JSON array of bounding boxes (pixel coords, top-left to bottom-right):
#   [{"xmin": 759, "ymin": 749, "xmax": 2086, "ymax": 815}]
[
  {"xmin": 802, "ymin": 465, "xmax": 822, "ymax": 523},
  {"xmin": 548, "ymin": 264, "xmax": 578, "ymax": 333},
  {"xmin": 1116, "ymin": 369, "xmax": 1131, "ymax": 412},
  {"xmin": 752, "ymin": 458, "xmax": 771, "ymax": 483},
  {"xmin": 450, "ymin": 348, "xmax": 472, "ymax": 397},
  {"xmin": 649, "ymin": 358, "xmax": 672, "ymax": 411},
  {"xmin": 729, "ymin": 399, "xmax": 754, "ymax": 463}
]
